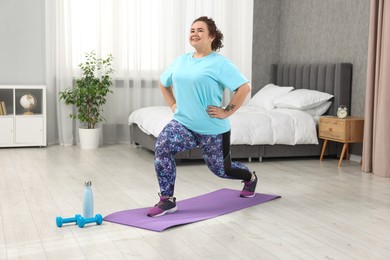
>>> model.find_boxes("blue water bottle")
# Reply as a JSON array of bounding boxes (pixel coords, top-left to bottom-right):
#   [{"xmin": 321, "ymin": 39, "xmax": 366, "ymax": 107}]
[{"xmin": 83, "ymin": 181, "xmax": 94, "ymax": 218}]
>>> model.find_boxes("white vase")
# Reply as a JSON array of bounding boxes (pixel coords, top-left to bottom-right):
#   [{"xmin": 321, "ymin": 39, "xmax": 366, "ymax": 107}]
[{"xmin": 79, "ymin": 128, "xmax": 101, "ymax": 149}]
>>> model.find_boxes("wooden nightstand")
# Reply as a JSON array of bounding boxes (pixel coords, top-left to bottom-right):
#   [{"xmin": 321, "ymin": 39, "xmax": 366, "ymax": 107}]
[{"xmin": 319, "ymin": 116, "xmax": 364, "ymax": 166}]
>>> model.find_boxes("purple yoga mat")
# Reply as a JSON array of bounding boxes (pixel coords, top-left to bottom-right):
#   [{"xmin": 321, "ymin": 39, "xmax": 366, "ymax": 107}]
[{"xmin": 104, "ymin": 188, "xmax": 280, "ymax": 232}]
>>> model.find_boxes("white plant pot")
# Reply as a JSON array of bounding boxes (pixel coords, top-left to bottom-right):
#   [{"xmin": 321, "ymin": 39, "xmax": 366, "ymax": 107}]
[{"xmin": 79, "ymin": 127, "xmax": 101, "ymax": 149}]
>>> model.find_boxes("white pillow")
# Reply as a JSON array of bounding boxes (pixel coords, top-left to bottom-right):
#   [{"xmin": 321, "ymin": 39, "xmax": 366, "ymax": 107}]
[
  {"xmin": 303, "ymin": 101, "xmax": 332, "ymax": 116},
  {"xmin": 248, "ymin": 84, "xmax": 294, "ymax": 110},
  {"xmin": 273, "ymin": 89, "xmax": 333, "ymax": 110}
]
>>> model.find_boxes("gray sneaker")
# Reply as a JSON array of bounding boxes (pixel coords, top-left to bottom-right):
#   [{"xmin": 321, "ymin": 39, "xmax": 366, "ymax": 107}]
[
  {"xmin": 240, "ymin": 172, "xmax": 257, "ymax": 198},
  {"xmin": 147, "ymin": 194, "xmax": 177, "ymax": 217}
]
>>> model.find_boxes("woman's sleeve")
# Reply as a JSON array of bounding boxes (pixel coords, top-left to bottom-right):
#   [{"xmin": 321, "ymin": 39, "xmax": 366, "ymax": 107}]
[
  {"xmin": 160, "ymin": 56, "xmax": 181, "ymax": 87},
  {"xmin": 219, "ymin": 60, "xmax": 249, "ymax": 92}
]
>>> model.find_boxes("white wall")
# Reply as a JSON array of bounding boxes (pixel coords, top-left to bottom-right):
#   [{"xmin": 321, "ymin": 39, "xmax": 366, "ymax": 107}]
[{"xmin": 0, "ymin": 0, "xmax": 45, "ymax": 84}]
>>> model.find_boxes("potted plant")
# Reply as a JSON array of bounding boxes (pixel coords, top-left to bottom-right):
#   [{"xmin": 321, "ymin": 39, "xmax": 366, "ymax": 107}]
[{"xmin": 59, "ymin": 51, "xmax": 114, "ymax": 149}]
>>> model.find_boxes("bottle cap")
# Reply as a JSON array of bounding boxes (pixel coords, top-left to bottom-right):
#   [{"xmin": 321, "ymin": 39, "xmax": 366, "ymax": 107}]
[{"xmin": 85, "ymin": 181, "xmax": 92, "ymax": 186}]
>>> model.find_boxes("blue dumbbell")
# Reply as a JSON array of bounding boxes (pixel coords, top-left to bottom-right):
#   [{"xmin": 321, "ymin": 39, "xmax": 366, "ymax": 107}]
[
  {"xmin": 56, "ymin": 214, "xmax": 81, "ymax": 227},
  {"xmin": 77, "ymin": 214, "xmax": 103, "ymax": 228}
]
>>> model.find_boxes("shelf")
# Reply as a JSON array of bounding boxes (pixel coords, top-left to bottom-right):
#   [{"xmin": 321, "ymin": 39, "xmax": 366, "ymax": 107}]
[
  {"xmin": 15, "ymin": 88, "xmax": 44, "ymax": 115},
  {"xmin": 0, "ymin": 88, "xmax": 14, "ymax": 115}
]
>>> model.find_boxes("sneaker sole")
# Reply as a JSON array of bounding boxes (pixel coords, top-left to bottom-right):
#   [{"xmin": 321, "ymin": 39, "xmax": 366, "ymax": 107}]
[
  {"xmin": 240, "ymin": 193, "xmax": 256, "ymax": 198},
  {"xmin": 147, "ymin": 206, "xmax": 177, "ymax": 218}
]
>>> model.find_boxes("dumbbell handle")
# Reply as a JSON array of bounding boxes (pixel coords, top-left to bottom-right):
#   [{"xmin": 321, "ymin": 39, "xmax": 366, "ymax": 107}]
[
  {"xmin": 77, "ymin": 214, "xmax": 103, "ymax": 228},
  {"xmin": 56, "ymin": 214, "xmax": 81, "ymax": 227}
]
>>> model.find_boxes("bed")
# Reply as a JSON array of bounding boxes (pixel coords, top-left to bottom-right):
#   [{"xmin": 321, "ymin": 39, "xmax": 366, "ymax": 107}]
[{"xmin": 128, "ymin": 63, "xmax": 352, "ymax": 161}]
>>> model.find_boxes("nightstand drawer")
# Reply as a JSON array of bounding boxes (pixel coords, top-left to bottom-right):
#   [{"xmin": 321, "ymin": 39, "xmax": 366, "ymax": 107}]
[{"xmin": 319, "ymin": 119, "xmax": 346, "ymax": 141}]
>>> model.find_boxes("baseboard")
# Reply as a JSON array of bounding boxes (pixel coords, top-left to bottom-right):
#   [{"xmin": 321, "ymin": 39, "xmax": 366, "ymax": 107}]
[{"xmin": 349, "ymin": 154, "xmax": 361, "ymax": 163}]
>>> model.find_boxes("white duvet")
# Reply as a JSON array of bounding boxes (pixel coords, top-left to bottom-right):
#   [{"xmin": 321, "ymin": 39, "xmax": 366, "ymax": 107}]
[{"xmin": 128, "ymin": 106, "xmax": 319, "ymax": 145}]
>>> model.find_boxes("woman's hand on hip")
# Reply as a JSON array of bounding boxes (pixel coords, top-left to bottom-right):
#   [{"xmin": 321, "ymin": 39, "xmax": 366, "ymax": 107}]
[{"xmin": 206, "ymin": 106, "xmax": 227, "ymax": 119}]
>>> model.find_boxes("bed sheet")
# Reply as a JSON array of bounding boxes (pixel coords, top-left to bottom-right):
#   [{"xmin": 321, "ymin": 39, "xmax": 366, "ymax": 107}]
[{"xmin": 128, "ymin": 106, "xmax": 319, "ymax": 145}]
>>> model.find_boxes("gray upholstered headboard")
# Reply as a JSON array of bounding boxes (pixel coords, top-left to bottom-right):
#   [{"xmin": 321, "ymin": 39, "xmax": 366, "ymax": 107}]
[{"xmin": 267, "ymin": 63, "xmax": 352, "ymax": 116}]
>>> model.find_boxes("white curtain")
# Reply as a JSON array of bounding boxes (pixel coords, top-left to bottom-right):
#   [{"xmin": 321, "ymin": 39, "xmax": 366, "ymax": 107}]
[{"xmin": 46, "ymin": 0, "xmax": 253, "ymax": 145}]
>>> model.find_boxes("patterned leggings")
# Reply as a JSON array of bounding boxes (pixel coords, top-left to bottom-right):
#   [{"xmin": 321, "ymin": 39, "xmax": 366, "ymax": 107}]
[{"xmin": 155, "ymin": 120, "xmax": 252, "ymax": 196}]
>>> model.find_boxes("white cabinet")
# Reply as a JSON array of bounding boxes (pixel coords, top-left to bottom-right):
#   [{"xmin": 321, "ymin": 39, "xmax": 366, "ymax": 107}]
[
  {"xmin": 0, "ymin": 85, "xmax": 46, "ymax": 147},
  {"xmin": 0, "ymin": 117, "xmax": 13, "ymax": 145}
]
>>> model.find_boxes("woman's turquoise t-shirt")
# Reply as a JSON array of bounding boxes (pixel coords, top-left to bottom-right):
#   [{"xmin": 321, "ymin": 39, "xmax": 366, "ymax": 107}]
[{"xmin": 160, "ymin": 51, "xmax": 248, "ymax": 135}]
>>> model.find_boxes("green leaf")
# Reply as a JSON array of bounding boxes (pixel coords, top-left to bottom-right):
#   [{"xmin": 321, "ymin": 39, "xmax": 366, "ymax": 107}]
[{"xmin": 58, "ymin": 51, "xmax": 115, "ymax": 128}]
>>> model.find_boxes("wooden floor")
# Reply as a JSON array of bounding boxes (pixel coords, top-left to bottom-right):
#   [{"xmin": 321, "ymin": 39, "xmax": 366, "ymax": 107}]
[{"xmin": 0, "ymin": 144, "xmax": 389, "ymax": 259}]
